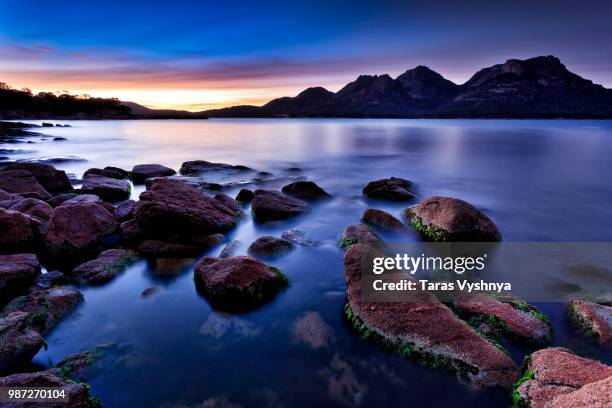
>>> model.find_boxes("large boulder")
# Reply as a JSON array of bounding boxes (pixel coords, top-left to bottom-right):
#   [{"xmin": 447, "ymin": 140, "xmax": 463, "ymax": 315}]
[
  {"xmin": 251, "ymin": 190, "xmax": 309, "ymax": 222},
  {"xmin": 569, "ymin": 300, "xmax": 612, "ymax": 345},
  {"xmin": 81, "ymin": 174, "xmax": 131, "ymax": 202},
  {"xmin": 248, "ymin": 236, "xmax": 294, "ymax": 258},
  {"xmin": 513, "ymin": 347, "xmax": 612, "ymax": 408},
  {"xmin": 281, "ymin": 181, "xmax": 331, "ymax": 200},
  {"xmin": 179, "ymin": 160, "xmax": 252, "ymax": 175},
  {"xmin": 0, "ymin": 253, "xmax": 41, "ymax": 303},
  {"xmin": 194, "ymin": 256, "xmax": 288, "ymax": 310},
  {"xmin": 362, "ymin": 177, "xmax": 415, "ymax": 201},
  {"xmin": 0, "ymin": 311, "xmax": 44, "ymax": 373},
  {"xmin": 0, "ymin": 208, "xmax": 42, "ymax": 253},
  {"xmin": 546, "ymin": 376, "xmax": 612, "ymax": 408},
  {"xmin": 339, "ymin": 224, "xmax": 384, "ymax": 250},
  {"xmin": 361, "ymin": 209, "xmax": 406, "ymax": 231},
  {"xmin": 9, "ymin": 198, "xmax": 54, "ymax": 226},
  {"xmin": 0, "ymin": 170, "xmax": 51, "ymax": 200},
  {"xmin": 133, "ymin": 178, "xmax": 239, "ymax": 241},
  {"xmin": 455, "ymin": 294, "xmax": 551, "ymax": 343},
  {"xmin": 44, "ymin": 202, "xmax": 119, "ymax": 265},
  {"xmin": 0, "ymin": 370, "xmax": 100, "ymax": 407},
  {"xmin": 114, "ymin": 199, "xmax": 136, "ymax": 222},
  {"xmin": 1, "ymin": 286, "xmax": 83, "ymax": 335},
  {"xmin": 47, "ymin": 193, "xmax": 78, "ymax": 208},
  {"xmin": 235, "ymin": 189, "xmax": 254, "ymax": 204},
  {"xmin": 343, "ymin": 244, "xmax": 519, "ymax": 388},
  {"xmin": 5, "ymin": 162, "xmax": 72, "ymax": 194},
  {"xmin": 214, "ymin": 193, "xmax": 243, "ymax": 215},
  {"xmin": 71, "ymin": 249, "xmax": 138, "ymax": 285},
  {"xmin": 130, "ymin": 164, "xmax": 176, "ymax": 184},
  {"xmin": 404, "ymin": 196, "xmax": 502, "ymax": 241},
  {"xmin": 83, "ymin": 166, "xmax": 128, "ymax": 180}
]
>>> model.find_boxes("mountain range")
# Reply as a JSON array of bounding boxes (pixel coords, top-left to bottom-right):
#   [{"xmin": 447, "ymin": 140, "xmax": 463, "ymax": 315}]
[{"xmin": 201, "ymin": 55, "xmax": 612, "ymax": 118}]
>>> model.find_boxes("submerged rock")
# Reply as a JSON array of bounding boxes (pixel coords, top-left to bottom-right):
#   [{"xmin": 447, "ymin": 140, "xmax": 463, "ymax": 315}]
[
  {"xmin": 140, "ymin": 286, "xmax": 161, "ymax": 298},
  {"xmin": 513, "ymin": 347, "xmax": 612, "ymax": 408},
  {"xmin": 0, "ymin": 311, "xmax": 44, "ymax": 373},
  {"xmin": 5, "ymin": 162, "xmax": 72, "ymax": 194},
  {"xmin": 194, "ymin": 256, "xmax": 288, "ymax": 310},
  {"xmin": 9, "ymin": 198, "xmax": 54, "ymax": 226},
  {"xmin": 362, "ymin": 177, "xmax": 415, "ymax": 201},
  {"xmin": 44, "ymin": 202, "xmax": 119, "ymax": 265},
  {"xmin": 71, "ymin": 249, "xmax": 139, "ymax": 285},
  {"xmin": 344, "ymin": 244, "xmax": 518, "ymax": 388},
  {"xmin": 251, "ymin": 189, "xmax": 309, "ymax": 222},
  {"xmin": 0, "ymin": 208, "xmax": 42, "ymax": 254},
  {"xmin": 404, "ymin": 196, "xmax": 502, "ymax": 242},
  {"xmin": 361, "ymin": 208, "xmax": 406, "ymax": 231},
  {"xmin": 0, "ymin": 253, "xmax": 41, "ymax": 302},
  {"xmin": 455, "ymin": 294, "xmax": 551, "ymax": 343},
  {"xmin": 281, "ymin": 229, "xmax": 320, "ymax": 247},
  {"xmin": 281, "ymin": 181, "xmax": 331, "ymax": 200},
  {"xmin": 1, "ymin": 286, "xmax": 83, "ymax": 335},
  {"xmin": 569, "ymin": 299, "xmax": 612, "ymax": 345},
  {"xmin": 248, "ymin": 236, "xmax": 294, "ymax": 258},
  {"xmin": 81, "ymin": 174, "xmax": 131, "ymax": 202},
  {"xmin": 292, "ymin": 311, "xmax": 335, "ymax": 349},
  {"xmin": 0, "ymin": 169, "xmax": 51, "ymax": 200},
  {"xmin": 136, "ymin": 235, "xmax": 224, "ymax": 257},
  {"xmin": 130, "ymin": 163, "xmax": 176, "ymax": 184},
  {"xmin": 339, "ymin": 224, "xmax": 384, "ymax": 250},
  {"xmin": 33, "ymin": 270, "xmax": 65, "ymax": 289},
  {"xmin": 219, "ymin": 240, "xmax": 242, "ymax": 258},
  {"xmin": 151, "ymin": 257, "xmax": 195, "ymax": 277},
  {"xmin": 235, "ymin": 188, "xmax": 254, "ymax": 203}
]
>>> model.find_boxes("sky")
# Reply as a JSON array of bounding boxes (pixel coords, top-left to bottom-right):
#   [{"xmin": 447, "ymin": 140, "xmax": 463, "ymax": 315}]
[{"xmin": 1, "ymin": 0, "xmax": 611, "ymax": 111}]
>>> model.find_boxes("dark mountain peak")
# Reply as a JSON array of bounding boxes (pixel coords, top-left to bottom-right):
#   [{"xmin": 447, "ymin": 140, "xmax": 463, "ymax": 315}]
[
  {"xmin": 296, "ymin": 87, "xmax": 333, "ymax": 100},
  {"xmin": 396, "ymin": 65, "xmax": 458, "ymax": 99}
]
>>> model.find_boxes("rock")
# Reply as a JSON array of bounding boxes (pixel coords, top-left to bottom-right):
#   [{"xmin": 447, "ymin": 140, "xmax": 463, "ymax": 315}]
[
  {"xmin": 137, "ymin": 235, "xmax": 223, "ymax": 257},
  {"xmin": 9, "ymin": 198, "xmax": 54, "ymax": 226},
  {"xmin": 119, "ymin": 219, "xmax": 143, "ymax": 243},
  {"xmin": 0, "ymin": 253, "xmax": 41, "ymax": 303},
  {"xmin": 0, "ymin": 370, "xmax": 100, "ymax": 407},
  {"xmin": 235, "ymin": 188, "xmax": 254, "ymax": 203},
  {"xmin": 292, "ymin": 311, "xmax": 335, "ymax": 349},
  {"xmin": 141, "ymin": 286, "xmax": 161, "ymax": 298},
  {"xmin": 199, "ymin": 313, "xmax": 261, "ymax": 340},
  {"xmin": 151, "ymin": 257, "xmax": 195, "ymax": 277},
  {"xmin": 361, "ymin": 209, "xmax": 406, "ymax": 231},
  {"xmin": 251, "ymin": 190, "xmax": 309, "ymax": 222},
  {"xmin": 83, "ymin": 166, "xmax": 128, "ymax": 180},
  {"xmin": 134, "ymin": 178, "xmax": 239, "ymax": 241},
  {"xmin": 281, "ymin": 181, "xmax": 331, "ymax": 200},
  {"xmin": 569, "ymin": 300, "xmax": 612, "ymax": 345},
  {"xmin": 47, "ymin": 193, "xmax": 78, "ymax": 208},
  {"xmin": 200, "ymin": 397, "xmax": 244, "ymax": 408},
  {"xmin": 33, "ymin": 270, "xmax": 65, "ymax": 289},
  {"xmin": 363, "ymin": 177, "xmax": 415, "ymax": 201},
  {"xmin": 194, "ymin": 256, "xmax": 288, "ymax": 310},
  {"xmin": 179, "ymin": 160, "xmax": 252, "ymax": 175},
  {"xmin": 514, "ymin": 347, "xmax": 612, "ymax": 408},
  {"xmin": 114, "ymin": 199, "xmax": 136, "ymax": 222},
  {"xmin": 53, "ymin": 136, "xmax": 67, "ymax": 141},
  {"xmin": 455, "ymin": 294, "xmax": 551, "ymax": 343},
  {"xmin": 0, "ymin": 208, "xmax": 42, "ymax": 254},
  {"xmin": 404, "ymin": 196, "xmax": 502, "ymax": 242},
  {"xmin": 1, "ymin": 286, "xmax": 83, "ymax": 335},
  {"xmin": 214, "ymin": 193, "xmax": 243, "ymax": 214},
  {"xmin": 546, "ymin": 376, "xmax": 612, "ymax": 408},
  {"xmin": 42, "ymin": 122, "xmax": 53, "ymax": 127},
  {"xmin": 130, "ymin": 163, "xmax": 176, "ymax": 184},
  {"xmin": 44, "ymin": 202, "xmax": 119, "ymax": 265},
  {"xmin": 281, "ymin": 229, "xmax": 319, "ymax": 247},
  {"xmin": 0, "ymin": 169, "xmax": 51, "ymax": 200},
  {"xmin": 343, "ymin": 244, "xmax": 518, "ymax": 388},
  {"xmin": 0, "ymin": 187, "xmax": 23, "ymax": 208},
  {"xmin": 339, "ymin": 224, "xmax": 383, "ymax": 250},
  {"xmin": 248, "ymin": 236, "xmax": 294, "ymax": 258},
  {"xmin": 219, "ymin": 240, "xmax": 242, "ymax": 258},
  {"xmin": 71, "ymin": 249, "xmax": 138, "ymax": 285},
  {"xmin": 5, "ymin": 162, "xmax": 72, "ymax": 194},
  {"xmin": 81, "ymin": 174, "xmax": 131, "ymax": 202},
  {"xmin": 0, "ymin": 311, "xmax": 44, "ymax": 373}
]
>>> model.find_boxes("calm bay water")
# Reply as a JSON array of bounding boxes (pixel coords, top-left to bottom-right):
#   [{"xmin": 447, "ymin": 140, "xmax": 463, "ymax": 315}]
[{"xmin": 5, "ymin": 119, "xmax": 612, "ymax": 407}]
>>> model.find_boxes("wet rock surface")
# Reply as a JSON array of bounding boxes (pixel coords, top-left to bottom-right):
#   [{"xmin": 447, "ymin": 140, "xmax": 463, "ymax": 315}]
[
  {"xmin": 0, "ymin": 311, "xmax": 44, "ymax": 373},
  {"xmin": 71, "ymin": 249, "xmax": 139, "ymax": 285},
  {"xmin": 179, "ymin": 160, "xmax": 253, "ymax": 175},
  {"xmin": 33, "ymin": 270, "xmax": 65, "ymax": 290},
  {"xmin": 84, "ymin": 166, "xmax": 128, "ymax": 180},
  {"xmin": 9, "ymin": 198, "xmax": 54, "ymax": 226},
  {"xmin": 130, "ymin": 163, "xmax": 176, "ymax": 184},
  {"xmin": 235, "ymin": 188, "xmax": 254, "ymax": 203},
  {"xmin": 361, "ymin": 208, "xmax": 406, "ymax": 231},
  {"xmin": 0, "ymin": 209, "xmax": 42, "ymax": 254},
  {"xmin": 114, "ymin": 199, "xmax": 136, "ymax": 222},
  {"xmin": 251, "ymin": 189, "xmax": 309, "ymax": 221},
  {"xmin": 4, "ymin": 162, "xmax": 72, "ymax": 194},
  {"xmin": 0, "ymin": 170, "xmax": 51, "ymax": 200},
  {"xmin": 404, "ymin": 196, "xmax": 502, "ymax": 241},
  {"xmin": 339, "ymin": 224, "xmax": 383, "ymax": 250},
  {"xmin": 362, "ymin": 177, "xmax": 415, "ymax": 201},
  {"xmin": 281, "ymin": 229, "xmax": 320, "ymax": 247},
  {"xmin": 248, "ymin": 236, "xmax": 294, "ymax": 258},
  {"xmin": 514, "ymin": 347, "xmax": 612, "ymax": 408},
  {"xmin": 194, "ymin": 256, "xmax": 288, "ymax": 310},
  {"xmin": 281, "ymin": 181, "xmax": 331, "ymax": 200},
  {"xmin": 219, "ymin": 240, "xmax": 242, "ymax": 258},
  {"xmin": 81, "ymin": 174, "xmax": 131, "ymax": 202},
  {"xmin": 0, "ymin": 253, "xmax": 41, "ymax": 302},
  {"xmin": 344, "ymin": 244, "xmax": 519, "ymax": 388},
  {"xmin": 570, "ymin": 300, "xmax": 612, "ymax": 345},
  {"xmin": 136, "ymin": 234, "xmax": 224, "ymax": 257},
  {"xmin": 47, "ymin": 193, "xmax": 78, "ymax": 208}
]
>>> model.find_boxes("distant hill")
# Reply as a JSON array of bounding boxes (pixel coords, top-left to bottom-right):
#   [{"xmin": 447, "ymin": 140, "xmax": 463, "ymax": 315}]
[
  {"xmin": 120, "ymin": 101, "xmax": 208, "ymax": 119},
  {"xmin": 202, "ymin": 56, "xmax": 612, "ymax": 118}
]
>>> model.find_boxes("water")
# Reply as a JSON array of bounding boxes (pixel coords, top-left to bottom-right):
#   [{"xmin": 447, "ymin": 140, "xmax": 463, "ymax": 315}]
[{"xmin": 4, "ymin": 119, "xmax": 612, "ymax": 407}]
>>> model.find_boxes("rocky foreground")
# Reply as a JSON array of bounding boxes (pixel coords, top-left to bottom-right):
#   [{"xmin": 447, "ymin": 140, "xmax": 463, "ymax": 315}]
[{"xmin": 1, "ymin": 122, "xmax": 611, "ymax": 405}]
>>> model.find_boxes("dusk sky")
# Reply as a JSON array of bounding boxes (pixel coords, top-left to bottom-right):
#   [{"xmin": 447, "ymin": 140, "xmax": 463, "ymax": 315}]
[{"xmin": 1, "ymin": 0, "xmax": 611, "ymax": 110}]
